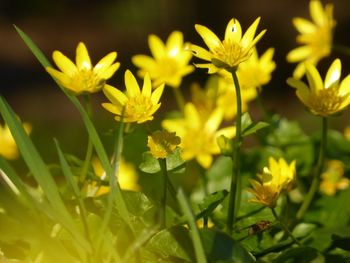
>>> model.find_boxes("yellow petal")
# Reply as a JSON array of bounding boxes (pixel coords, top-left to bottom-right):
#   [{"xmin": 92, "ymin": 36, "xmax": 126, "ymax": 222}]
[
  {"xmin": 310, "ymin": 0, "xmax": 325, "ymax": 26},
  {"xmin": 101, "ymin": 102, "xmax": 122, "ymax": 115},
  {"xmin": 191, "ymin": 44, "xmax": 212, "ymax": 61},
  {"xmin": 52, "ymin": 51, "xmax": 77, "ymax": 77},
  {"xmin": 184, "ymin": 103, "xmax": 201, "ymax": 130},
  {"xmin": 125, "ymin": 70, "xmax": 141, "ymax": 97},
  {"xmin": 94, "ymin": 52, "xmax": 117, "ymax": 73},
  {"xmin": 197, "ymin": 154, "xmax": 212, "ymax": 169},
  {"xmin": 76, "ymin": 42, "xmax": 92, "ymax": 71},
  {"xmin": 293, "ymin": 17, "xmax": 316, "ymax": 34},
  {"xmin": 149, "ymin": 34, "xmax": 166, "ymax": 60},
  {"xmin": 286, "ymin": 46, "xmax": 311, "ymax": 63},
  {"xmin": 195, "ymin": 24, "xmax": 222, "ymax": 51},
  {"xmin": 241, "ymin": 17, "xmax": 262, "ymax": 48},
  {"xmin": 46, "ymin": 67, "xmax": 72, "ymax": 89},
  {"xmin": 325, "ymin": 58, "xmax": 341, "ymax": 89},
  {"xmin": 205, "ymin": 108, "xmax": 223, "ymax": 133},
  {"xmin": 103, "ymin": 84, "xmax": 128, "ymax": 106},
  {"xmin": 166, "ymin": 31, "xmax": 183, "ymax": 57},
  {"xmin": 97, "ymin": 62, "xmax": 120, "ymax": 79},
  {"xmin": 194, "ymin": 63, "xmax": 219, "ymax": 74},
  {"xmin": 339, "ymin": 74, "xmax": 350, "ymax": 96},
  {"xmin": 224, "ymin": 18, "xmax": 242, "ymax": 43},
  {"xmin": 151, "ymin": 84, "xmax": 164, "ymax": 104},
  {"xmin": 132, "ymin": 55, "xmax": 156, "ymax": 69},
  {"xmin": 142, "ymin": 73, "xmax": 152, "ymax": 97},
  {"xmin": 215, "ymin": 126, "xmax": 236, "ymax": 139},
  {"xmin": 305, "ymin": 62, "xmax": 323, "ymax": 93}
]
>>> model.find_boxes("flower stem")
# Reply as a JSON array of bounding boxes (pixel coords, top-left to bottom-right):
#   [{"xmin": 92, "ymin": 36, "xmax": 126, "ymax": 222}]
[
  {"xmin": 159, "ymin": 158, "xmax": 168, "ymax": 228},
  {"xmin": 172, "ymin": 87, "xmax": 186, "ymax": 112},
  {"xmin": 227, "ymin": 71, "xmax": 242, "ymax": 234},
  {"xmin": 80, "ymin": 95, "xmax": 94, "ymax": 184},
  {"xmin": 271, "ymin": 208, "xmax": 301, "ymax": 246},
  {"xmin": 296, "ymin": 117, "xmax": 327, "ymax": 220}
]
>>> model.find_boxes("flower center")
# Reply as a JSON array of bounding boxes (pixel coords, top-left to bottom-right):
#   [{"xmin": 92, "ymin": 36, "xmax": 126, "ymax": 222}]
[
  {"xmin": 213, "ymin": 41, "xmax": 248, "ymax": 68},
  {"xmin": 73, "ymin": 70, "xmax": 105, "ymax": 93},
  {"xmin": 155, "ymin": 58, "xmax": 178, "ymax": 78},
  {"xmin": 310, "ymin": 88, "xmax": 344, "ymax": 115},
  {"xmin": 125, "ymin": 95, "xmax": 153, "ymax": 120}
]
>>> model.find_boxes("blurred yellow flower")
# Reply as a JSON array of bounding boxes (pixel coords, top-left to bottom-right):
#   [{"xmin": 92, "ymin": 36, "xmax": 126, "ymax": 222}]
[
  {"xmin": 248, "ymin": 157, "xmax": 296, "ymax": 208},
  {"xmin": 162, "ymin": 103, "xmax": 235, "ymax": 168},
  {"xmin": 287, "ymin": 59, "xmax": 350, "ymax": 116},
  {"xmin": 147, "ymin": 130, "xmax": 181, "ymax": 159},
  {"xmin": 320, "ymin": 160, "xmax": 349, "ymax": 196},
  {"xmin": 132, "ymin": 31, "xmax": 194, "ymax": 89},
  {"xmin": 191, "ymin": 75, "xmax": 256, "ymax": 121},
  {"xmin": 287, "ymin": 0, "xmax": 335, "ymax": 78},
  {"xmin": 0, "ymin": 122, "xmax": 31, "ymax": 160},
  {"xmin": 191, "ymin": 17, "xmax": 266, "ymax": 73},
  {"xmin": 102, "ymin": 70, "xmax": 164, "ymax": 123},
  {"xmin": 235, "ymin": 48, "xmax": 276, "ymax": 91},
  {"xmin": 216, "ymin": 73, "xmax": 257, "ymax": 120},
  {"xmin": 46, "ymin": 42, "xmax": 120, "ymax": 94},
  {"xmin": 90, "ymin": 157, "xmax": 140, "ymax": 196}
]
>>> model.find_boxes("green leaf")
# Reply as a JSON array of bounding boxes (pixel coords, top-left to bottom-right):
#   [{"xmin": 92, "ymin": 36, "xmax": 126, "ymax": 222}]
[
  {"xmin": 304, "ymin": 227, "xmax": 350, "ymax": 252},
  {"xmin": 292, "ymin": 223, "xmax": 317, "ymax": 239},
  {"xmin": 14, "ymin": 25, "xmax": 52, "ymax": 68},
  {"xmin": 197, "ymin": 190, "xmax": 228, "ymax": 218},
  {"xmin": 272, "ymin": 247, "xmax": 323, "ymax": 263},
  {"xmin": 146, "ymin": 226, "xmax": 193, "ymax": 262},
  {"xmin": 331, "ymin": 235, "xmax": 350, "ymax": 251},
  {"xmin": 200, "ymin": 228, "xmax": 255, "ymax": 263},
  {"xmin": 139, "ymin": 148, "xmax": 185, "ymax": 174},
  {"xmin": 241, "ymin": 112, "xmax": 269, "ymax": 137},
  {"xmin": 305, "ymin": 188, "xmax": 350, "ymax": 227}
]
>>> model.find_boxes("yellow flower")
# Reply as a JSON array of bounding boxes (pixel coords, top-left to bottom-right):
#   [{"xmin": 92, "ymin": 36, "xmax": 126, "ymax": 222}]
[
  {"xmin": 320, "ymin": 160, "xmax": 350, "ymax": 196},
  {"xmin": 235, "ymin": 48, "xmax": 276, "ymax": 91},
  {"xmin": 0, "ymin": 122, "xmax": 31, "ymax": 160},
  {"xmin": 248, "ymin": 157, "xmax": 296, "ymax": 208},
  {"xmin": 132, "ymin": 31, "xmax": 194, "ymax": 89},
  {"xmin": 147, "ymin": 130, "xmax": 181, "ymax": 159},
  {"xmin": 102, "ymin": 70, "xmax": 165, "ymax": 123},
  {"xmin": 46, "ymin": 42, "xmax": 120, "ymax": 94},
  {"xmin": 90, "ymin": 157, "xmax": 140, "ymax": 196},
  {"xmin": 287, "ymin": 0, "xmax": 335, "ymax": 78},
  {"xmin": 162, "ymin": 103, "xmax": 235, "ymax": 168},
  {"xmin": 191, "ymin": 17, "xmax": 266, "ymax": 73},
  {"xmin": 287, "ymin": 59, "xmax": 350, "ymax": 116}
]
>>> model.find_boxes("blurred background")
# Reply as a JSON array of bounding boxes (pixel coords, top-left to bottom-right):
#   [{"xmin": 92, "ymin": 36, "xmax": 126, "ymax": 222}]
[{"xmin": 1, "ymin": 0, "xmax": 350, "ymax": 160}]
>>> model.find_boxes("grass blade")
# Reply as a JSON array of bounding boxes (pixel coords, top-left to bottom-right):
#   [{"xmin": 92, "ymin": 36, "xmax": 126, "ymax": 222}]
[
  {"xmin": 0, "ymin": 96, "xmax": 90, "ymax": 251},
  {"xmin": 177, "ymin": 188, "xmax": 207, "ymax": 263}
]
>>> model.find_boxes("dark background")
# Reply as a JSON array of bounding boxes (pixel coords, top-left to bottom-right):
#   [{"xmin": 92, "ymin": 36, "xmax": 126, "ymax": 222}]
[{"xmin": 1, "ymin": 0, "xmax": 350, "ymax": 158}]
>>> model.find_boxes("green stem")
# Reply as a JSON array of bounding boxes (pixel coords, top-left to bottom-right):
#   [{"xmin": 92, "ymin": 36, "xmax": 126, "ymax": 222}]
[
  {"xmin": 159, "ymin": 158, "xmax": 168, "ymax": 228},
  {"xmin": 296, "ymin": 117, "xmax": 327, "ymax": 220},
  {"xmin": 227, "ymin": 71, "xmax": 242, "ymax": 234},
  {"xmin": 172, "ymin": 87, "xmax": 186, "ymax": 112},
  {"xmin": 80, "ymin": 95, "xmax": 94, "ymax": 184},
  {"xmin": 271, "ymin": 208, "xmax": 301, "ymax": 246},
  {"xmin": 332, "ymin": 44, "xmax": 350, "ymax": 56}
]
